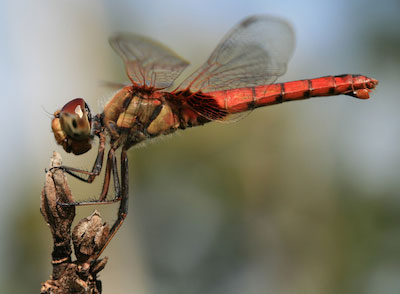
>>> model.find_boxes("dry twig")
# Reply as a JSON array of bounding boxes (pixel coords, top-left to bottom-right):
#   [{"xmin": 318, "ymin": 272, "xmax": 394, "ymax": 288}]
[{"xmin": 40, "ymin": 152, "xmax": 109, "ymax": 294}]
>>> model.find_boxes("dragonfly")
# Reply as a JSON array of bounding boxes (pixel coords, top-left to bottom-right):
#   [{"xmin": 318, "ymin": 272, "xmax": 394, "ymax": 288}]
[{"xmin": 51, "ymin": 15, "xmax": 378, "ymax": 257}]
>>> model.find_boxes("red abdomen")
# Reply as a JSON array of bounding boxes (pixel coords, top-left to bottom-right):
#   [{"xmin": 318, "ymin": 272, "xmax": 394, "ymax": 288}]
[{"xmin": 209, "ymin": 74, "xmax": 378, "ymax": 114}]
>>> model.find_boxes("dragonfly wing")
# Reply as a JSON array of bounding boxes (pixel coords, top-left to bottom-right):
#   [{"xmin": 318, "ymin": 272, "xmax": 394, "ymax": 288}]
[
  {"xmin": 177, "ymin": 15, "xmax": 295, "ymax": 93},
  {"xmin": 110, "ymin": 33, "xmax": 190, "ymax": 89},
  {"xmin": 176, "ymin": 15, "xmax": 295, "ymax": 121}
]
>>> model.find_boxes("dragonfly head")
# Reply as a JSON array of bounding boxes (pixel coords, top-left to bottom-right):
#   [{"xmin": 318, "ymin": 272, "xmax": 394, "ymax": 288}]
[{"xmin": 51, "ymin": 98, "xmax": 93, "ymax": 155}]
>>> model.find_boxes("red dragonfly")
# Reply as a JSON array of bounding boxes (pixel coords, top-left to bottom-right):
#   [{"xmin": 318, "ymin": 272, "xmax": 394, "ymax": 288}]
[{"xmin": 51, "ymin": 15, "xmax": 378, "ymax": 257}]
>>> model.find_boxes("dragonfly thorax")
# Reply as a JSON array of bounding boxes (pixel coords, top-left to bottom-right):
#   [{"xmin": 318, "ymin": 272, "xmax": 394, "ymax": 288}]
[{"xmin": 102, "ymin": 86, "xmax": 181, "ymax": 148}]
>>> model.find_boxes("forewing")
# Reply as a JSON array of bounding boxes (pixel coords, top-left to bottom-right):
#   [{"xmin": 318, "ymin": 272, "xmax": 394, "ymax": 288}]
[
  {"xmin": 177, "ymin": 15, "xmax": 295, "ymax": 93},
  {"xmin": 110, "ymin": 33, "xmax": 189, "ymax": 89}
]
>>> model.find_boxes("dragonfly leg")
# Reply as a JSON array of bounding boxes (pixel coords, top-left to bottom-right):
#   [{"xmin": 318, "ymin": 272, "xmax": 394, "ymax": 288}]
[
  {"xmin": 57, "ymin": 147, "xmax": 121, "ymax": 207},
  {"xmin": 53, "ymin": 132, "xmax": 107, "ymax": 183},
  {"xmin": 93, "ymin": 147, "xmax": 129, "ymax": 259},
  {"xmin": 97, "ymin": 147, "xmax": 120, "ymax": 201}
]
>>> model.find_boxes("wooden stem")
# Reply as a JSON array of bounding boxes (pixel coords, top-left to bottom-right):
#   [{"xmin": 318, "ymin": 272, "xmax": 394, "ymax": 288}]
[{"xmin": 40, "ymin": 152, "xmax": 109, "ymax": 294}]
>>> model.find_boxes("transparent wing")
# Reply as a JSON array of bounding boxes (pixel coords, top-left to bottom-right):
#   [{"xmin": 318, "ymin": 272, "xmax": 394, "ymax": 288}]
[
  {"xmin": 110, "ymin": 33, "xmax": 190, "ymax": 89},
  {"xmin": 176, "ymin": 15, "xmax": 295, "ymax": 93}
]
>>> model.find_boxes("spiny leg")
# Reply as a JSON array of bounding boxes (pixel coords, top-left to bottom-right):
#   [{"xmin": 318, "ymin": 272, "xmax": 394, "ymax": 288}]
[
  {"xmin": 59, "ymin": 147, "xmax": 121, "ymax": 207},
  {"xmin": 59, "ymin": 132, "xmax": 106, "ymax": 183},
  {"xmin": 93, "ymin": 147, "xmax": 129, "ymax": 259},
  {"xmin": 99, "ymin": 147, "xmax": 120, "ymax": 201}
]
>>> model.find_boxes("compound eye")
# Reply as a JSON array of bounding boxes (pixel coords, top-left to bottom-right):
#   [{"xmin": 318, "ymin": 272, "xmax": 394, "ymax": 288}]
[{"xmin": 59, "ymin": 98, "xmax": 91, "ymax": 140}]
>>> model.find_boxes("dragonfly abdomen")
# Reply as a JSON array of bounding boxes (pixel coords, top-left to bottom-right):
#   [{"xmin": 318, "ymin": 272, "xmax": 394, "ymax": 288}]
[
  {"xmin": 254, "ymin": 74, "xmax": 378, "ymax": 107},
  {"xmin": 209, "ymin": 74, "xmax": 378, "ymax": 115}
]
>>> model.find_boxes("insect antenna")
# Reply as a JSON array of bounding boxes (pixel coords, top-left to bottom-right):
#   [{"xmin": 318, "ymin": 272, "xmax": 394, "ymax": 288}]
[{"xmin": 41, "ymin": 105, "xmax": 54, "ymax": 119}]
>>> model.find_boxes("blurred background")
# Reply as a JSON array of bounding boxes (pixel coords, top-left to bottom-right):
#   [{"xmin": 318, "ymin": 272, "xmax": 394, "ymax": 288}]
[{"xmin": 1, "ymin": 0, "xmax": 399, "ymax": 293}]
